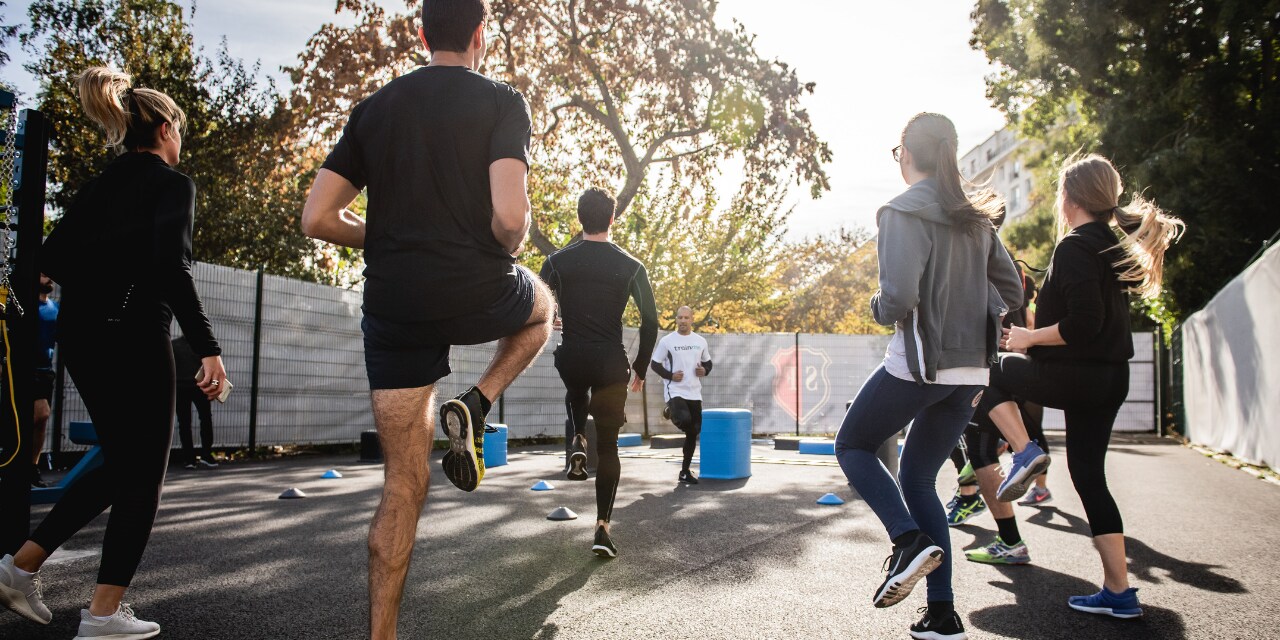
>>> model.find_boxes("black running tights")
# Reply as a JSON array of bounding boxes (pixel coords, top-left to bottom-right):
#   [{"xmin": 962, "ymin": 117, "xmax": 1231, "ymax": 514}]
[
  {"xmin": 30, "ymin": 329, "xmax": 176, "ymax": 587},
  {"xmin": 979, "ymin": 353, "xmax": 1129, "ymax": 536},
  {"xmin": 667, "ymin": 398, "xmax": 702, "ymax": 471},
  {"xmin": 556, "ymin": 346, "xmax": 630, "ymax": 523}
]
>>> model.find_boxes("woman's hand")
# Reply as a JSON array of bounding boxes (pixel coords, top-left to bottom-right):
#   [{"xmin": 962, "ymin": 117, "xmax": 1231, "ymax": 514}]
[
  {"xmin": 1001, "ymin": 326, "xmax": 1034, "ymax": 353},
  {"xmin": 196, "ymin": 355, "xmax": 229, "ymax": 401}
]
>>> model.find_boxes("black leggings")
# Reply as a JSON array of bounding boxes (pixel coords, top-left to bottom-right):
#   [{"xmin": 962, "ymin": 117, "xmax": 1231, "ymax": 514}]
[
  {"xmin": 667, "ymin": 398, "xmax": 702, "ymax": 471},
  {"xmin": 979, "ymin": 353, "xmax": 1129, "ymax": 536},
  {"xmin": 176, "ymin": 383, "xmax": 213, "ymax": 464},
  {"xmin": 30, "ymin": 328, "xmax": 176, "ymax": 587},
  {"xmin": 555, "ymin": 345, "xmax": 629, "ymax": 523}
]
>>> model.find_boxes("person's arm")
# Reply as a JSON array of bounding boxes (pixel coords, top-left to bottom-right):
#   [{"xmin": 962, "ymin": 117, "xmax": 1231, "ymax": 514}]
[
  {"xmin": 650, "ymin": 360, "xmax": 674, "ymax": 380},
  {"xmin": 1003, "ymin": 240, "xmax": 1099, "ymax": 351},
  {"xmin": 630, "ymin": 264, "xmax": 659, "ymax": 379},
  {"xmin": 301, "ymin": 169, "xmax": 365, "ymax": 249},
  {"xmin": 988, "ymin": 236, "xmax": 1024, "ymax": 315},
  {"xmin": 869, "ymin": 209, "xmax": 931, "ymax": 326},
  {"xmin": 490, "ymin": 159, "xmax": 530, "ymax": 256},
  {"xmin": 152, "ymin": 176, "xmax": 226, "ymax": 399},
  {"xmin": 489, "ymin": 88, "xmax": 533, "ymax": 256}
]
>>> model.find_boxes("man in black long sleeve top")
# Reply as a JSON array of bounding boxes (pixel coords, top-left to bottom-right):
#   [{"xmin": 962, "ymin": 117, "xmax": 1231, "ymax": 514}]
[{"xmin": 539, "ymin": 187, "xmax": 658, "ymax": 559}]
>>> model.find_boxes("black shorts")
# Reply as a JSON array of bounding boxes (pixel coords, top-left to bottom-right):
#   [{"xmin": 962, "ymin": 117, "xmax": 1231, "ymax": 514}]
[
  {"xmin": 362, "ymin": 265, "xmax": 538, "ymax": 390},
  {"xmin": 33, "ymin": 369, "xmax": 55, "ymax": 401}
]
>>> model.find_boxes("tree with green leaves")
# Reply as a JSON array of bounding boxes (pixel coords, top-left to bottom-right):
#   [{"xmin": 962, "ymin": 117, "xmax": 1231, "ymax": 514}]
[
  {"xmin": 22, "ymin": 0, "xmax": 330, "ymax": 281},
  {"xmin": 972, "ymin": 0, "xmax": 1280, "ymax": 324},
  {"xmin": 286, "ymin": 0, "xmax": 833, "ymax": 325}
]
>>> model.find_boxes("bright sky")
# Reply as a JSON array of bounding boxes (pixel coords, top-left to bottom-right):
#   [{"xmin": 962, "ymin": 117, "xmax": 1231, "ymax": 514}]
[{"xmin": 1, "ymin": 0, "xmax": 1007, "ymax": 239}]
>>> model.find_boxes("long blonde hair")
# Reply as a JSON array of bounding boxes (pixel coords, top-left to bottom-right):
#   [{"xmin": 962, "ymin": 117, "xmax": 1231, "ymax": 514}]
[
  {"xmin": 1058, "ymin": 154, "xmax": 1185, "ymax": 299},
  {"xmin": 901, "ymin": 112, "xmax": 1003, "ymax": 235},
  {"xmin": 76, "ymin": 67, "xmax": 186, "ymax": 151}
]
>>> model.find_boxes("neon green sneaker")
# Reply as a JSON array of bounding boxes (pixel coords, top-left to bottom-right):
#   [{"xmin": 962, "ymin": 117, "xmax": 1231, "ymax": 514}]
[
  {"xmin": 957, "ymin": 461, "xmax": 977, "ymax": 486},
  {"xmin": 946, "ymin": 494, "xmax": 987, "ymax": 526},
  {"xmin": 965, "ymin": 536, "xmax": 1031, "ymax": 565}
]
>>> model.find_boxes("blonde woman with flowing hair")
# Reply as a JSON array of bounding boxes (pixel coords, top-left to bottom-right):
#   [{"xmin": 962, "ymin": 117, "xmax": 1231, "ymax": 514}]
[
  {"xmin": 978, "ymin": 153, "xmax": 1184, "ymax": 618},
  {"xmin": 0, "ymin": 67, "xmax": 226, "ymax": 639}
]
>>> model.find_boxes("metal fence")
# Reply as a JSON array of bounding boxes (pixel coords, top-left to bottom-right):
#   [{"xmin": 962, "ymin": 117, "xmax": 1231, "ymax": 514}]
[{"xmin": 48, "ymin": 262, "xmax": 1160, "ymax": 453}]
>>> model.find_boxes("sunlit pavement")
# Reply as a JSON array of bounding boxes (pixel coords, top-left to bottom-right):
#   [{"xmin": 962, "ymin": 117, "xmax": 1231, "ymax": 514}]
[{"xmin": 4, "ymin": 433, "xmax": 1275, "ymax": 639}]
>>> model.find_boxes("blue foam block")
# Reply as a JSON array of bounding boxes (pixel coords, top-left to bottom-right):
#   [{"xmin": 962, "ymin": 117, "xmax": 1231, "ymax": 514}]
[
  {"xmin": 798, "ymin": 439, "xmax": 837, "ymax": 455},
  {"xmin": 817, "ymin": 492, "xmax": 845, "ymax": 505},
  {"xmin": 531, "ymin": 480, "xmax": 555, "ymax": 491},
  {"xmin": 617, "ymin": 433, "xmax": 642, "ymax": 447}
]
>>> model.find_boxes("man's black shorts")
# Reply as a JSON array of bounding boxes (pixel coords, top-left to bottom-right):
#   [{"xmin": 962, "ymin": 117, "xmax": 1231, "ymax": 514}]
[{"xmin": 362, "ymin": 265, "xmax": 538, "ymax": 390}]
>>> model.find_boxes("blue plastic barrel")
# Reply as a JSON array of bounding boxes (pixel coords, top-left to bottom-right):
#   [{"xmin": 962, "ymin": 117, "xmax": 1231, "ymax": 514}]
[
  {"xmin": 484, "ymin": 424, "xmax": 508, "ymax": 468},
  {"xmin": 699, "ymin": 409, "xmax": 752, "ymax": 479},
  {"xmin": 618, "ymin": 433, "xmax": 642, "ymax": 447}
]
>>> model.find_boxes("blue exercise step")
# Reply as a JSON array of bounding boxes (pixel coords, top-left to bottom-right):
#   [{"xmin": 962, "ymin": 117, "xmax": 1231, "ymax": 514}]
[
  {"xmin": 798, "ymin": 439, "xmax": 836, "ymax": 455},
  {"xmin": 617, "ymin": 433, "xmax": 642, "ymax": 447},
  {"xmin": 31, "ymin": 421, "xmax": 104, "ymax": 505}
]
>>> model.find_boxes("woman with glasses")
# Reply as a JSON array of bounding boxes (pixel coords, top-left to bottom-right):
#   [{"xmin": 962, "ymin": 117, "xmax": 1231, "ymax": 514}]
[
  {"xmin": 978, "ymin": 154, "xmax": 1183, "ymax": 619},
  {"xmin": 835, "ymin": 112, "xmax": 1023, "ymax": 640},
  {"xmin": 0, "ymin": 67, "xmax": 227, "ymax": 640}
]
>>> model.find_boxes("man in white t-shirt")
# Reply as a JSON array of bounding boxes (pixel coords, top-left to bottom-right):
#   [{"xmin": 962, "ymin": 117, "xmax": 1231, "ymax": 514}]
[{"xmin": 650, "ymin": 306, "xmax": 713, "ymax": 483}]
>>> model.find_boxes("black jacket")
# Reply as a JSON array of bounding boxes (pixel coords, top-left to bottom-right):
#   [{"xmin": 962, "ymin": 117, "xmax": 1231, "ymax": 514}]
[{"xmin": 41, "ymin": 152, "xmax": 220, "ymax": 357}]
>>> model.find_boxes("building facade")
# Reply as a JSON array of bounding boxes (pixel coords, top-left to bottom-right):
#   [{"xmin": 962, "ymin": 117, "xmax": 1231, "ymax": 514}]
[{"xmin": 960, "ymin": 126, "xmax": 1035, "ymax": 222}]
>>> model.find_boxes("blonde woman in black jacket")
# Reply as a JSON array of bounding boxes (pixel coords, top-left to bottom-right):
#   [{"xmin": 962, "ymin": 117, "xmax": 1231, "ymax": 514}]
[{"xmin": 0, "ymin": 67, "xmax": 226, "ymax": 640}]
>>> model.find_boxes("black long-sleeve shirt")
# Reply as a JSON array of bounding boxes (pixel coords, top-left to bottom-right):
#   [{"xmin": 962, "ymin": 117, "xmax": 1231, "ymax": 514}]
[
  {"xmin": 1030, "ymin": 221, "xmax": 1133, "ymax": 363},
  {"xmin": 539, "ymin": 240, "xmax": 658, "ymax": 379},
  {"xmin": 41, "ymin": 152, "xmax": 220, "ymax": 357}
]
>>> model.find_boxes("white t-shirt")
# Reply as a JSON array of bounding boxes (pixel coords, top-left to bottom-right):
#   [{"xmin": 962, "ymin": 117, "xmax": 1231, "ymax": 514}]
[
  {"xmin": 652, "ymin": 331, "xmax": 711, "ymax": 402},
  {"xmin": 884, "ymin": 329, "xmax": 990, "ymax": 386}
]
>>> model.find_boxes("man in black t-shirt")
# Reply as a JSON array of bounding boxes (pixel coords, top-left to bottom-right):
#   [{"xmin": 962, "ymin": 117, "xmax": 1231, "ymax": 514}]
[
  {"xmin": 539, "ymin": 188, "xmax": 659, "ymax": 559},
  {"xmin": 300, "ymin": 2, "xmax": 552, "ymax": 637}
]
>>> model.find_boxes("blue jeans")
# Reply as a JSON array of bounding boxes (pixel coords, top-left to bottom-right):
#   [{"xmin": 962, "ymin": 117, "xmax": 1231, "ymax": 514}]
[{"xmin": 835, "ymin": 366, "xmax": 984, "ymax": 602}]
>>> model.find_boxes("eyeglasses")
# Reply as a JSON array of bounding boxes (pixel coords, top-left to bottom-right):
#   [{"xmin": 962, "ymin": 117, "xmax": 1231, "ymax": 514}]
[{"xmin": 891, "ymin": 145, "xmax": 903, "ymax": 163}]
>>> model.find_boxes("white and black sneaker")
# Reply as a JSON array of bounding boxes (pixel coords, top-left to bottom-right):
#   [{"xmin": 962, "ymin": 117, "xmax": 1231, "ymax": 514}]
[
  {"xmin": 678, "ymin": 470, "xmax": 699, "ymax": 484},
  {"xmin": 872, "ymin": 533, "xmax": 944, "ymax": 608},
  {"xmin": 909, "ymin": 607, "xmax": 968, "ymax": 640},
  {"xmin": 566, "ymin": 434, "xmax": 589, "ymax": 481},
  {"xmin": 0, "ymin": 554, "xmax": 52, "ymax": 624},
  {"xmin": 440, "ymin": 387, "xmax": 488, "ymax": 492},
  {"xmin": 592, "ymin": 526, "xmax": 617, "ymax": 558},
  {"xmin": 73, "ymin": 604, "xmax": 160, "ymax": 639}
]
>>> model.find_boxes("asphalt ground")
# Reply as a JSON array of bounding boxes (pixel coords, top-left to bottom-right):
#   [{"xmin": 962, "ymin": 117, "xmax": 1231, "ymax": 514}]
[{"xmin": 2, "ymin": 432, "xmax": 1275, "ymax": 639}]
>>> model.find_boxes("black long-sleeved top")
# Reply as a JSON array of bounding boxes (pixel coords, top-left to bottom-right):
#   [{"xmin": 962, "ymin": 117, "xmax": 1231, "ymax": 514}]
[
  {"xmin": 539, "ymin": 240, "xmax": 658, "ymax": 379},
  {"xmin": 41, "ymin": 152, "xmax": 220, "ymax": 357},
  {"xmin": 1029, "ymin": 221, "xmax": 1133, "ymax": 363}
]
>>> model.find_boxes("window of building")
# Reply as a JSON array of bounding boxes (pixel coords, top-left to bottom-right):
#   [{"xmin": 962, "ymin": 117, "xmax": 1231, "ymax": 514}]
[
  {"xmin": 1011, "ymin": 185, "xmax": 1021, "ymax": 210},
  {"xmin": 1013, "ymin": 160, "xmax": 1021, "ymax": 178}
]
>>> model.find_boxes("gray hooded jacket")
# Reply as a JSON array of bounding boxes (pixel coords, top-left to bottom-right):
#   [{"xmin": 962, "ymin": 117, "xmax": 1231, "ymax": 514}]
[{"xmin": 870, "ymin": 178, "xmax": 1024, "ymax": 384}]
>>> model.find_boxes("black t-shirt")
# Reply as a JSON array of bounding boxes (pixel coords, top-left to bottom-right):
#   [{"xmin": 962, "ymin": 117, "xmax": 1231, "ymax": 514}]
[
  {"xmin": 1030, "ymin": 221, "xmax": 1134, "ymax": 363},
  {"xmin": 539, "ymin": 240, "xmax": 659, "ymax": 378},
  {"xmin": 322, "ymin": 65, "xmax": 532, "ymax": 321}
]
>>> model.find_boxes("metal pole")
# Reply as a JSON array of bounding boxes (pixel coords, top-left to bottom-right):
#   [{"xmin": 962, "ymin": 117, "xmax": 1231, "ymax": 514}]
[
  {"xmin": 794, "ymin": 332, "xmax": 800, "ymax": 436},
  {"xmin": 51, "ymin": 349, "xmax": 64, "ymax": 460},
  {"xmin": 1153, "ymin": 330, "xmax": 1163, "ymax": 437},
  {"xmin": 641, "ymin": 367, "xmax": 650, "ymax": 439},
  {"xmin": 0, "ymin": 107, "xmax": 48, "ymax": 554},
  {"xmin": 247, "ymin": 266, "xmax": 264, "ymax": 454}
]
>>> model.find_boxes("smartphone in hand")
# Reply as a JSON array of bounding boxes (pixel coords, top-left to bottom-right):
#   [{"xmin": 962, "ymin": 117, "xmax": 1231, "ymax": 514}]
[{"xmin": 195, "ymin": 367, "xmax": 233, "ymax": 403}]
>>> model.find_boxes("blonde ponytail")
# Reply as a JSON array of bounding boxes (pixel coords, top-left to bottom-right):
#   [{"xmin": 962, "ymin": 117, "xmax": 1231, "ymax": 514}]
[
  {"xmin": 1058, "ymin": 154, "xmax": 1186, "ymax": 299},
  {"xmin": 75, "ymin": 66, "xmax": 187, "ymax": 152},
  {"xmin": 1112, "ymin": 197, "xmax": 1185, "ymax": 299}
]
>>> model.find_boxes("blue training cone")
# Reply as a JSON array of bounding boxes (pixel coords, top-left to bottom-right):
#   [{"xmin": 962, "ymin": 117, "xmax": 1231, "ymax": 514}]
[
  {"xmin": 531, "ymin": 480, "xmax": 555, "ymax": 491},
  {"xmin": 321, "ymin": 469, "xmax": 343, "ymax": 479},
  {"xmin": 816, "ymin": 492, "xmax": 845, "ymax": 505}
]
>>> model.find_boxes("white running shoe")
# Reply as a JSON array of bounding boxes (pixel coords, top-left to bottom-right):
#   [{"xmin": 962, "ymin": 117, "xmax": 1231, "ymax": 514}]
[
  {"xmin": 73, "ymin": 604, "xmax": 161, "ymax": 639},
  {"xmin": 0, "ymin": 553, "xmax": 52, "ymax": 624}
]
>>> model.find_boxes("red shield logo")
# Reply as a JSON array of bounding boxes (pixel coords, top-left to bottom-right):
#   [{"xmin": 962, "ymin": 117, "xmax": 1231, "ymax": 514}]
[{"xmin": 772, "ymin": 346, "xmax": 832, "ymax": 426}]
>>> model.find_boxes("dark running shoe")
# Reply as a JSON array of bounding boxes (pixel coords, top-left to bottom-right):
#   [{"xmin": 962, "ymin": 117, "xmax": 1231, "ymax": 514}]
[
  {"xmin": 440, "ymin": 387, "xmax": 487, "ymax": 492},
  {"xmin": 678, "ymin": 469, "xmax": 699, "ymax": 484},
  {"xmin": 567, "ymin": 434, "xmax": 588, "ymax": 481},
  {"xmin": 30, "ymin": 465, "xmax": 47, "ymax": 489},
  {"xmin": 909, "ymin": 607, "xmax": 968, "ymax": 640},
  {"xmin": 195, "ymin": 457, "xmax": 219, "ymax": 469},
  {"xmin": 1068, "ymin": 586, "xmax": 1143, "ymax": 619},
  {"xmin": 873, "ymin": 533, "xmax": 944, "ymax": 608},
  {"xmin": 592, "ymin": 526, "xmax": 617, "ymax": 558}
]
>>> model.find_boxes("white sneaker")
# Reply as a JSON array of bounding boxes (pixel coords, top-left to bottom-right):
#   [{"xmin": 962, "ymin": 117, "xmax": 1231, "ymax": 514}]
[
  {"xmin": 0, "ymin": 553, "xmax": 52, "ymax": 624},
  {"xmin": 73, "ymin": 604, "xmax": 160, "ymax": 639}
]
